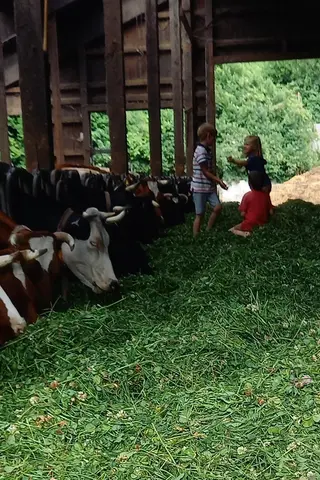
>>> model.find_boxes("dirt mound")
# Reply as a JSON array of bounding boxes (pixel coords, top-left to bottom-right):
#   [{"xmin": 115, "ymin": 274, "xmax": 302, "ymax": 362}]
[{"xmin": 271, "ymin": 167, "xmax": 320, "ymax": 206}]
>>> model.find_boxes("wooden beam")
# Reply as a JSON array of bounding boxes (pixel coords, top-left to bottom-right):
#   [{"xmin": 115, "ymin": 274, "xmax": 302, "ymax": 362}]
[
  {"xmin": 0, "ymin": 42, "xmax": 10, "ymax": 163},
  {"xmin": 169, "ymin": 0, "xmax": 185, "ymax": 176},
  {"xmin": 78, "ymin": 47, "xmax": 91, "ymax": 165},
  {"xmin": 146, "ymin": 0, "xmax": 162, "ymax": 177},
  {"xmin": 205, "ymin": 0, "xmax": 216, "ymax": 174},
  {"xmin": 48, "ymin": 14, "xmax": 64, "ymax": 165},
  {"xmin": 179, "ymin": 7, "xmax": 193, "ymax": 45},
  {"xmin": 103, "ymin": 0, "xmax": 128, "ymax": 175},
  {"xmin": 182, "ymin": 0, "xmax": 195, "ymax": 176},
  {"xmin": 14, "ymin": 0, "xmax": 54, "ymax": 171}
]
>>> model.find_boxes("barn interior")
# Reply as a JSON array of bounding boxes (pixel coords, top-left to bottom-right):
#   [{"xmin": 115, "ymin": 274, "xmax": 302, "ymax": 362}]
[{"xmin": 1, "ymin": 0, "xmax": 320, "ymax": 176}]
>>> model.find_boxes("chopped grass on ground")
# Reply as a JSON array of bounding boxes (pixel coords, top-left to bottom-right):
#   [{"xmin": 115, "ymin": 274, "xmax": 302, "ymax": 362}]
[{"xmin": 1, "ymin": 200, "xmax": 320, "ymax": 479}]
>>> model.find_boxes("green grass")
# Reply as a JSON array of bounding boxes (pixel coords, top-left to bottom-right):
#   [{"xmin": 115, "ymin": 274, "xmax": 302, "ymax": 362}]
[{"xmin": 1, "ymin": 200, "xmax": 320, "ymax": 480}]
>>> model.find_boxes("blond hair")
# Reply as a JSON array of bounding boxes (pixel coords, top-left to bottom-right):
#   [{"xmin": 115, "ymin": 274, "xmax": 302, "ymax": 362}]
[
  {"xmin": 197, "ymin": 123, "xmax": 216, "ymax": 141},
  {"xmin": 244, "ymin": 135, "xmax": 263, "ymax": 157}
]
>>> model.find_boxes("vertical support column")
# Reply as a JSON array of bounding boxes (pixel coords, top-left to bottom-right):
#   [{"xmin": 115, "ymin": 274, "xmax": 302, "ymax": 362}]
[
  {"xmin": 169, "ymin": 0, "xmax": 185, "ymax": 176},
  {"xmin": 205, "ymin": 0, "xmax": 216, "ymax": 174},
  {"xmin": 181, "ymin": 0, "xmax": 196, "ymax": 176},
  {"xmin": 79, "ymin": 47, "xmax": 91, "ymax": 165},
  {"xmin": 0, "ymin": 42, "xmax": 10, "ymax": 163},
  {"xmin": 48, "ymin": 14, "xmax": 64, "ymax": 165},
  {"xmin": 14, "ymin": 0, "xmax": 54, "ymax": 171},
  {"xmin": 146, "ymin": 0, "xmax": 162, "ymax": 177},
  {"xmin": 103, "ymin": 0, "xmax": 128, "ymax": 175}
]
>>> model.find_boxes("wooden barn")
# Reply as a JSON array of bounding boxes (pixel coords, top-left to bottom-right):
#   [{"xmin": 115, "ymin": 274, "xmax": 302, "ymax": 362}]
[{"xmin": 1, "ymin": 0, "xmax": 320, "ymax": 175}]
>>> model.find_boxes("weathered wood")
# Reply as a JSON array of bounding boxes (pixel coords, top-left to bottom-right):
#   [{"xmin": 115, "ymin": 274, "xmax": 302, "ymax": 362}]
[
  {"xmin": 205, "ymin": 0, "xmax": 216, "ymax": 175},
  {"xmin": 181, "ymin": 0, "xmax": 196, "ymax": 176},
  {"xmin": 48, "ymin": 14, "xmax": 64, "ymax": 165},
  {"xmin": 3, "ymin": 52, "xmax": 19, "ymax": 87},
  {"xmin": 103, "ymin": 0, "xmax": 128, "ymax": 175},
  {"xmin": 146, "ymin": 0, "xmax": 162, "ymax": 177},
  {"xmin": 78, "ymin": 47, "xmax": 91, "ymax": 165},
  {"xmin": 169, "ymin": 0, "xmax": 185, "ymax": 176},
  {"xmin": 14, "ymin": 0, "xmax": 54, "ymax": 171},
  {"xmin": 0, "ymin": 42, "xmax": 10, "ymax": 163}
]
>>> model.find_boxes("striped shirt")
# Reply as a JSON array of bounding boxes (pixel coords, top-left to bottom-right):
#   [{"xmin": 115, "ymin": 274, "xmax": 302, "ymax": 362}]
[{"xmin": 191, "ymin": 144, "xmax": 214, "ymax": 193}]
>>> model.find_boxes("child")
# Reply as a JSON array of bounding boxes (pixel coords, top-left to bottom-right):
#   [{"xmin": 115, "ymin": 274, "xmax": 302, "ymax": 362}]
[
  {"xmin": 227, "ymin": 135, "xmax": 272, "ymax": 194},
  {"xmin": 229, "ymin": 171, "xmax": 274, "ymax": 237},
  {"xmin": 191, "ymin": 123, "xmax": 228, "ymax": 237}
]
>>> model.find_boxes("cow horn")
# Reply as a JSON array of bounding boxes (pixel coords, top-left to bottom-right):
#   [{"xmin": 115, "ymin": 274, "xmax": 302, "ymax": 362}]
[
  {"xmin": 105, "ymin": 209, "xmax": 126, "ymax": 224},
  {"xmin": 113, "ymin": 205, "xmax": 126, "ymax": 213},
  {"xmin": 20, "ymin": 248, "xmax": 48, "ymax": 261},
  {"xmin": 163, "ymin": 193, "xmax": 173, "ymax": 198},
  {"xmin": 54, "ymin": 232, "xmax": 75, "ymax": 251},
  {"xmin": 99, "ymin": 212, "xmax": 116, "ymax": 219},
  {"xmin": 179, "ymin": 193, "xmax": 188, "ymax": 203},
  {"xmin": 152, "ymin": 200, "xmax": 160, "ymax": 208},
  {"xmin": 125, "ymin": 182, "xmax": 139, "ymax": 192},
  {"xmin": 0, "ymin": 253, "xmax": 16, "ymax": 268}
]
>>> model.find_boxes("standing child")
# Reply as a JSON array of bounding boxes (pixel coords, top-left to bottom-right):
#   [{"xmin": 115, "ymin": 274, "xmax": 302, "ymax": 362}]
[
  {"xmin": 227, "ymin": 135, "xmax": 272, "ymax": 194},
  {"xmin": 191, "ymin": 123, "xmax": 228, "ymax": 237},
  {"xmin": 229, "ymin": 171, "xmax": 274, "ymax": 237}
]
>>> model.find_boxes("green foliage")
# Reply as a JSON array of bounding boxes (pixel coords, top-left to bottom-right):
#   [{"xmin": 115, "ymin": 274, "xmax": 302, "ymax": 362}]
[
  {"xmin": 7, "ymin": 116, "xmax": 25, "ymax": 167},
  {"xmin": 2, "ymin": 201, "xmax": 320, "ymax": 478},
  {"xmin": 90, "ymin": 109, "xmax": 175, "ymax": 173},
  {"xmin": 7, "ymin": 59, "xmax": 320, "ymax": 182},
  {"xmin": 265, "ymin": 59, "xmax": 320, "ymax": 122},
  {"xmin": 215, "ymin": 63, "xmax": 318, "ymax": 182}
]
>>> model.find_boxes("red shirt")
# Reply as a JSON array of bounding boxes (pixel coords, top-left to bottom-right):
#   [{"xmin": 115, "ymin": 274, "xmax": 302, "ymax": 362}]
[{"xmin": 239, "ymin": 190, "xmax": 272, "ymax": 231}]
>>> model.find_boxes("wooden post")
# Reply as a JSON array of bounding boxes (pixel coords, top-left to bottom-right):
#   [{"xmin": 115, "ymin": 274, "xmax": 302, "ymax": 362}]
[
  {"xmin": 102, "ymin": 0, "xmax": 128, "ymax": 175},
  {"xmin": 146, "ymin": 0, "xmax": 162, "ymax": 177},
  {"xmin": 14, "ymin": 0, "xmax": 54, "ymax": 171},
  {"xmin": 79, "ymin": 47, "xmax": 91, "ymax": 165},
  {"xmin": 181, "ymin": 0, "xmax": 195, "ymax": 176},
  {"xmin": 169, "ymin": 0, "xmax": 185, "ymax": 176},
  {"xmin": 48, "ymin": 14, "xmax": 64, "ymax": 165},
  {"xmin": 0, "ymin": 42, "xmax": 10, "ymax": 164},
  {"xmin": 205, "ymin": 0, "xmax": 216, "ymax": 174}
]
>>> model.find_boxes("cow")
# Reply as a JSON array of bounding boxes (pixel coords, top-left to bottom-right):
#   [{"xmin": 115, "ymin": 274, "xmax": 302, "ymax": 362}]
[
  {"xmin": 57, "ymin": 207, "xmax": 126, "ymax": 294},
  {"xmin": 9, "ymin": 227, "xmax": 75, "ymax": 311},
  {"xmin": 0, "ymin": 248, "xmax": 47, "ymax": 345}
]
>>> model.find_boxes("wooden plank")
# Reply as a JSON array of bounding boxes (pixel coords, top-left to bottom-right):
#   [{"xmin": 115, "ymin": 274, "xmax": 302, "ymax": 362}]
[
  {"xmin": 205, "ymin": 0, "xmax": 216, "ymax": 175},
  {"xmin": 48, "ymin": 14, "xmax": 64, "ymax": 165},
  {"xmin": 3, "ymin": 52, "xmax": 19, "ymax": 87},
  {"xmin": 181, "ymin": 0, "xmax": 195, "ymax": 176},
  {"xmin": 0, "ymin": 42, "xmax": 10, "ymax": 163},
  {"xmin": 146, "ymin": 0, "xmax": 162, "ymax": 177},
  {"xmin": 78, "ymin": 47, "xmax": 91, "ymax": 165},
  {"xmin": 103, "ymin": 0, "xmax": 128, "ymax": 175},
  {"xmin": 169, "ymin": 0, "xmax": 185, "ymax": 176},
  {"xmin": 13, "ymin": 0, "xmax": 54, "ymax": 171}
]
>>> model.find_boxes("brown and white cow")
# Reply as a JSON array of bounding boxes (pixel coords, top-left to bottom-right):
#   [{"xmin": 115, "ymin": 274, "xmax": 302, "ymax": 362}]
[{"xmin": 0, "ymin": 248, "xmax": 47, "ymax": 345}]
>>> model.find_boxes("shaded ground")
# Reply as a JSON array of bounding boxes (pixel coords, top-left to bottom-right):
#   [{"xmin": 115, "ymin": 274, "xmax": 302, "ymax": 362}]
[
  {"xmin": 271, "ymin": 167, "xmax": 320, "ymax": 206},
  {"xmin": 1, "ymin": 201, "xmax": 320, "ymax": 479}
]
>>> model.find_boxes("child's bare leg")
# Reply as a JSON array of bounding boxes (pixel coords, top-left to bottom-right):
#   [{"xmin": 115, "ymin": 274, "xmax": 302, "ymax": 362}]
[
  {"xmin": 193, "ymin": 214, "xmax": 204, "ymax": 237},
  {"xmin": 229, "ymin": 224, "xmax": 251, "ymax": 237},
  {"xmin": 207, "ymin": 204, "xmax": 222, "ymax": 231}
]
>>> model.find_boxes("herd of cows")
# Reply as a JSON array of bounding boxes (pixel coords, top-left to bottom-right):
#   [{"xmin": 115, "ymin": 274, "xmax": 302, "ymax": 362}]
[{"xmin": 0, "ymin": 163, "xmax": 194, "ymax": 347}]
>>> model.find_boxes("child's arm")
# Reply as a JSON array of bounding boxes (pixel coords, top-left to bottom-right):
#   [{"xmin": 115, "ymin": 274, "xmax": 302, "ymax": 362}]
[
  {"xmin": 200, "ymin": 163, "xmax": 228, "ymax": 190},
  {"xmin": 228, "ymin": 156, "xmax": 248, "ymax": 167}
]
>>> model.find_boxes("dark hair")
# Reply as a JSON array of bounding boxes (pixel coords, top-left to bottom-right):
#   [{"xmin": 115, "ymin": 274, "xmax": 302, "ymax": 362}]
[{"xmin": 248, "ymin": 171, "xmax": 264, "ymax": 191}]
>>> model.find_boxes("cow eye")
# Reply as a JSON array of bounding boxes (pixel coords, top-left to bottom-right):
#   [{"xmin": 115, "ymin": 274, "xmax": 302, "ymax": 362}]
[{"xmin": 90, "ymin": 241, "xmax": 97, "ymax": 247}]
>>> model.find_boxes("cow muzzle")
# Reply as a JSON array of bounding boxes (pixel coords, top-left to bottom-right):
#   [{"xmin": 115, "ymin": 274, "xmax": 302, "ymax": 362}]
[{"xmin": 92, "ymin": 279, "xmax": 120, "ymax": 293}]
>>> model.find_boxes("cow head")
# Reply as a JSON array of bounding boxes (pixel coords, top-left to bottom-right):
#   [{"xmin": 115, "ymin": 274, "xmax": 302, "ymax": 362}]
[{"xmin": 60, "ymin": 207, "xmax": 125, "ymax": 293}]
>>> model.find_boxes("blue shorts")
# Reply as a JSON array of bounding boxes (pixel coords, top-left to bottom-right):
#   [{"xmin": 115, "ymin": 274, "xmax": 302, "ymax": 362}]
[{"xmin": 192, "ymin": 191, "xmax": 220, "ymax": 215}]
